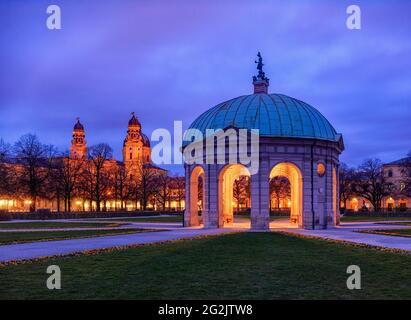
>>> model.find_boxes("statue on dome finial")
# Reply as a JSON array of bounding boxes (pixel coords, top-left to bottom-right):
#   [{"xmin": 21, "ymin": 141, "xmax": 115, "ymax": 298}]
[
  {"xmin": 131, "ymin": 112, "xmax": 135, "ymax": 117},
  {"xmin": 255, "ymin": 52, "xmax": 264, "ymax": 73},
  {"xmin": 253, "ymin": 52, "xmax": 268, "ymax": 82},
  {"xmin": 252, "ymin": 52, "xmax": 269, "ymax": 93}
]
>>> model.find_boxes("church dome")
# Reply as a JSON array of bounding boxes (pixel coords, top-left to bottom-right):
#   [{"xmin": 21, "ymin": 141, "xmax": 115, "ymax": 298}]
[
  {"xmin": 73, "ymin": 118, "xmax": 84, "ymax": 131},
  {"xmin": 129, "ymin": 113, "xmax": 141, "ymax": 127},
  {"xmin": 186, "ymin": 93, "xmax": 340, "ymax": 143},
  {"xmin": 142, "ymin": 133, "xmax": 150, "ymax": 147},
  {"xmin": 185, "ymin": 53, "xmax": 342, "ymax": 145}
]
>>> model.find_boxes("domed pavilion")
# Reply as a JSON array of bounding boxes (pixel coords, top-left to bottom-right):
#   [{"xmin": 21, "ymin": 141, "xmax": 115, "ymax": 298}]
[{"xmin": 183, "ymin": 53, "xmax": 344, "ymax": 230}]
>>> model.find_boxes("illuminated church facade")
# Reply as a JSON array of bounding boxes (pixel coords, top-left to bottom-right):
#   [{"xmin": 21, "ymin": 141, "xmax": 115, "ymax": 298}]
[
  {"xmin": 0, "ymin": 114, "xmax": 187, "ymax": 212},
  {"xmin": 70, "ymin": 112, "xmax": 151, "ymax": 166}
]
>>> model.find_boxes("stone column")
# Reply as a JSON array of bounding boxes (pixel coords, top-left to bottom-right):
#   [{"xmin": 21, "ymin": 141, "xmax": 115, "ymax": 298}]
[
  {"xmin": 251, "ymin": 159, "xmax": 270, "ymax": 230},
  {"xmin": 205, "ymin": 164, "xmax": 219, "ymax": 228},
  {"xmin": 183, "ymin": 165, "xmax": 191, "ymax": 227},
  {"xmin": 302, "ymin": 158, "xmax": 314, "ymax": 229}
]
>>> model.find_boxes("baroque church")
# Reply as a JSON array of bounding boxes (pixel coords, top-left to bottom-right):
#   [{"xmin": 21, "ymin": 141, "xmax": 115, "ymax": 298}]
[
  {"xmin": 0, "ymin": 114, "xmax": 180, "ymax": 213},
  {"xmin": 70, "ymin": 112, "xmax": 152, "ymax": 167}
]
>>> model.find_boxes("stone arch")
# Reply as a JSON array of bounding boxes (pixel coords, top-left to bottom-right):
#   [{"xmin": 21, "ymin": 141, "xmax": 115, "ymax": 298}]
[
  {"xmin": 186, "ymin": 165, "xmax": 205, "ymax": 227},
  {"xmin": 218, "ymin": 164, "xmax": 251, "ymax": 228},
  {"xmin": 269, "ymin": 162, "xmax": 303, "ymax": 226}
]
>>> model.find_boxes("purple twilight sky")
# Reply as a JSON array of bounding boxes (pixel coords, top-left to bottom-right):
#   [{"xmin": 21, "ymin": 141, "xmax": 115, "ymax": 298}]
[{"xmin": 0, "ymin": 0, "xmax": 410, "ymax": 174}]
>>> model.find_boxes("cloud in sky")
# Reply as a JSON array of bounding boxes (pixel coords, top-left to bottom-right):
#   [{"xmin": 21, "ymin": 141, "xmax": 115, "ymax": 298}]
[{"xmin": 0, "ymin": 0, "xmax": 410, "ymax": 173}]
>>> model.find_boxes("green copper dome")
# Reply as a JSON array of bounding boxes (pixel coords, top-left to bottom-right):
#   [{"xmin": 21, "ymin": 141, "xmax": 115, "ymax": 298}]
[
  {"xmin": 186, "ymin": 93, "xmax": 341, "ymax": 144},
  {"xmin": 185, "ymin": 53, "xmax": 342, "ymax": 146}
]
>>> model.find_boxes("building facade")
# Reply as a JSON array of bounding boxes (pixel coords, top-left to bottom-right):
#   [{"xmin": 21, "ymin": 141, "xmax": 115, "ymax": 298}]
[
  {"xmin": 346, "ymin": 157, "xmax": 410, "ymax": 212},
  {"xmin": 0, "ymin": 114, "xmax": 186, "ymax": 212}
]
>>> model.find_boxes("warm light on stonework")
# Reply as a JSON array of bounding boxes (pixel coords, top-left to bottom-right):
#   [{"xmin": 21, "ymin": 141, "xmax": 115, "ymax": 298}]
[{"xmin": 317, "ymin": 163, "xmax": 326, "ymax": 176}]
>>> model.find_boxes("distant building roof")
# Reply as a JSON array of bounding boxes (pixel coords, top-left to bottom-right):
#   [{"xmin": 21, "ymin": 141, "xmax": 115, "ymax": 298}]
[
  {"xmin": 385, "ymin": 156, "xmax": 411, "ymax": 166},
  {"xmin": 144, "ymin": 163, "xmax": 167, "ymax": 172}
]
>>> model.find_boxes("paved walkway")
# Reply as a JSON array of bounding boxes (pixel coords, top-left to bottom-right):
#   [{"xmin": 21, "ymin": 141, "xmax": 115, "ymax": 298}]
[
  {"xmin": 1, "ymin": 220, "xmax": 410, "ymax": 263},
  {"xmin": 278, "ymin": 222, "xmax": 411, "ymax": 252},
  {"xmin": 0, "ymin": 226, "xmax": 241, "ymax": 262},
  {"xmin": 0, "ymin": 222, "xmax": 181, "ymax": 232}
]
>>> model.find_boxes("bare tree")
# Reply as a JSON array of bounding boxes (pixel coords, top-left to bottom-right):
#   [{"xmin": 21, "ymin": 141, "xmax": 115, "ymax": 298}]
[
  {"xmin": 13, "ymin": 134, "xmax": 57, "ymax": 212},
  {"xmin": 173, "ymin": 175, "xmax": 185, "ymax": 211},
  {"xmin": 0, "ymin": 139, "xmax": 13, "ymax": 198},
  {"xmin": 133, "ymin": 165, "xmax": 160, "ymax": 210},
  {"xmin": 269, "ymin": 176, "xmax": 291, "ymax": 210},
  {"xmin": 233, "ymin": 176, "xmax": 250, "ymax": 213},
  {"xmin": 87, "ymin": 143, "xmax": 113, "ymax": 212},
  {"xmin": 155, "ymin": 172, "xmax": 171, "ymax": 212},
  {"xmin": 339, "ymin": 162, "xmax": 357, "ymax": 210},
  {"xmin": 78, "ymin": 160, "xmax": 95, "ymax": 211},
  {"xmin": 52, "ymin": 152, "xmax": 84, "ymax": 212},
  {"xmin": 353, "ymin": 158, "xmax": 391, "ymax": 211},
  {"xmin": 112, "ymin": 164, "xmax": 132, "ymax": 211}
]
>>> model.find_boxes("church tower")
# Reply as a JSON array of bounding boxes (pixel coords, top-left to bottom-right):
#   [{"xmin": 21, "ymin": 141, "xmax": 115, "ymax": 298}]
[
  {"xmin": 70, "ymin": 118, "xmax": 87, "ymax": 160},
  {"xmin": 123, "ymin": 112, "xmax": 151, "ymax": 168}
]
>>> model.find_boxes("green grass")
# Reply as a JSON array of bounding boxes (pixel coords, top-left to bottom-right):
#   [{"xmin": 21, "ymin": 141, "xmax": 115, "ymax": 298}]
[
  {"xmin": 359, "ymin": 228, "xmax": 411, "ymax": 238},
  {"xmin": 1, "ymin": 232, "xmax": 410, "ymax": 299},
  {"xmin": 341, "ymin": 216, "xmax": 411, "ymax": 222},
  {"xmin": 0, "ymin": 229, "xmax": 149, "ymax": 245},
  {"xmin": 0, "ymin": 221, "xmax": 126, "ymax": 229},
  {"xmin": 96, "ymin": 216, "xmax": 182, "ymax": 223},
  {"xmin": 377, "ymin": 222, "xmax": 411, "ymax": 226}
]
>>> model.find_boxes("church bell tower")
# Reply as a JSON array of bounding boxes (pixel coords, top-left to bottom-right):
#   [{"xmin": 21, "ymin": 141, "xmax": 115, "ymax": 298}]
[{"xmin": 70, "ymin": 117, "xmax": 87, "ymax": 160}]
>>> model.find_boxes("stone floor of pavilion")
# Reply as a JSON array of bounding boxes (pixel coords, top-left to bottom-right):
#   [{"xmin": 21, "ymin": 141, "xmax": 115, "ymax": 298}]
[{"xmin": 225, "ymin": 217, "xmax": 299, "ymax": 229}]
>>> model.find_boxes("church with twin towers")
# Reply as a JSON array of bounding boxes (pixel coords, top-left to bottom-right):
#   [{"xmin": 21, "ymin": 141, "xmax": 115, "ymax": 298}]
[{"xmin": 70, "ymin": 113, "xmax": 152, "ymax": 168}]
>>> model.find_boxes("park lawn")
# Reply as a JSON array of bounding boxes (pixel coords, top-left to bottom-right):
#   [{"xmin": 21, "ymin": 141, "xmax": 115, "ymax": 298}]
[
  {"xmin": 0, "ymin": 232, "xmax": 410, "ymax": 299},
  {"xmin": 0, "ymin": 228, "xmax": 149, "ymax": 245},
  {"xmin": 0, "ymin": 221, "xmax": 126, "ymax": 230},
  {"xmin": 358, "ymin": 228, "xmax": 411, "ymax": 238},
  {"xmin": 341, "ymin": 216, "xmax": 411, "ymax": 222},
  {"xmin": 96, "ymin": 216, "xmax": 183, "ymax": 223},
  {"xmin": 377, "ymin": 222, "xmax": 411, "ymax": 226}
]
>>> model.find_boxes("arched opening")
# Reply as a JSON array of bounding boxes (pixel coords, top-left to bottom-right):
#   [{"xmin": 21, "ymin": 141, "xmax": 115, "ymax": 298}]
[
  {"xmin": 269, "ymin": 162, "xmax": 303, "ymax": 226},
  {"xmin": 386, "ymin": 197, "xmax": 395, "ymax": 211},
  {"xmin": 188, "ymin": 166, "xmax": 205, "ymax": 226},
  {"xmin": 269, "ymin": 176, "xmax": 291, "ymax": 215},
  {"xmin": 399, "ymin": 198, "xmax": 408, "ymax": 211},
  {"xmin": 218, "ymin": 164, "xmax": 251, "ymax": 228}
]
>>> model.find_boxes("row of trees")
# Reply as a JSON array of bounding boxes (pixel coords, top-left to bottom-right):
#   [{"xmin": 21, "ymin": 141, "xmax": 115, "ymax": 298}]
[
  {"xmin": 339, "ymin": 155, "xmax": 411, "ymax": 211},
  {"xmin": 1, "ymin": 134, "xmax": 410, "ymax": 213},
  {"xmin": 0, "ymin": 134, "xmax": 185, "ymax": 212}
]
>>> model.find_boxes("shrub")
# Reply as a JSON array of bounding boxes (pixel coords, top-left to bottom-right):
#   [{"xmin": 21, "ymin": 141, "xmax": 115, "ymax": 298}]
[{"xmin": 0, "ymin": 210, "xmax": 12, "ymax": 221}]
